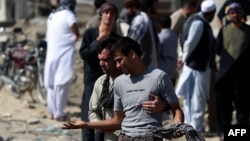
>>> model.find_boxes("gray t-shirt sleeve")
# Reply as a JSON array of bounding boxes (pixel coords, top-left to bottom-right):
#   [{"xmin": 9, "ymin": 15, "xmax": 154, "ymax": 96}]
[{"xmin": 158, "ymin": 73, "xmax": 178, "ymax": 103}]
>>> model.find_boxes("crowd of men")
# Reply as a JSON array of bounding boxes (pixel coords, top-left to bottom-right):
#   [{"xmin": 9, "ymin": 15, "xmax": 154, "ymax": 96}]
[{"xmin": 44, "ymin": 0, "xmax": 250, "ymax": 141}]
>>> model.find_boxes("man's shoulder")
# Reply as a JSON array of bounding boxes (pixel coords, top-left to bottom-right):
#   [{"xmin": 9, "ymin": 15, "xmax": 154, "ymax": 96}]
[
  {"xmin": 114, "ymin": 74, "xmax": 127, "ymax": 82},
  {"xmin": 110, "ymin": 31, "xmax": 121, "ymax": 40},
  {"xmin": 224, "ymin": 23, "xmax": 250, "ymax": 32},
  {"xmin": 95, "ymin": 74, "xmax": 107, "ymax": 84},
  {"xmin": 152, "ymin": 68, "xmax": 166, "ymax": 75},
  {"xmin": 83, "ymin": 27, "xmax": 98, "ymax": 36},
  {"xmin": 188, "ymin": 13, "xmax": 203, "ymax": 21},
  {"xmin": 161, "ymin": 28, "xmax": 177, "ymax": 36},
  {"xmin": 133, "ymin": 11, "xmax": 148, "ymax": 23},
  {"xmin": 170, "ymin": 9, "xmax": 182, "ymax": 17},
  {"xmin": 188, "ymin": 14, "xmax": 206, "ymax": 27},
  {"xmin": 147, "ymin": 68, "xmax": 169, "ymax": 82}
]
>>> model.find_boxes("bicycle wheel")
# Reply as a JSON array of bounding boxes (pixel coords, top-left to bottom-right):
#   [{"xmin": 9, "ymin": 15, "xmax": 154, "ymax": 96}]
[{"xmin": 36, "ymin": 71, "xmax": 47, "ymax": 105}]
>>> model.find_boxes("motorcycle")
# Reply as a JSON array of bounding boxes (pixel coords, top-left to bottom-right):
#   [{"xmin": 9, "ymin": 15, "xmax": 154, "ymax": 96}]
[{"xmin": 0, "ymin": 27, "xmax": 47, "ymax": 105}]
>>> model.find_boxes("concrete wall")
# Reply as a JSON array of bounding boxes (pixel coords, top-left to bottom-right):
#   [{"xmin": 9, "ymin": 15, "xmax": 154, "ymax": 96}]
[
  {"xmin": 0, "ymin": 0, "xmax": 14, "ymax": 22},
  {"xmin": 0, "ymin": 0, "xmax": 7, "ymax": 21}
]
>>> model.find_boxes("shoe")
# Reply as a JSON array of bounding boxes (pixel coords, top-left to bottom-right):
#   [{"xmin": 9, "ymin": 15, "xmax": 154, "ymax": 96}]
[{"xmin": 55, "ymin": 115, "xmax": 68, "ymax": 122}]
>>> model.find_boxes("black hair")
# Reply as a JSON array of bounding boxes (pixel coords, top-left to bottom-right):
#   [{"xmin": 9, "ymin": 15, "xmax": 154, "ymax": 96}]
[
  {"xmin": 159, "ymin": 16, "xmax": 171, "ymax": 28},
  {"xmin": 94, "ymin": 0, "xmax": 106, "ymax": 9},
  {"xmin": 99, "ymin": 2, "xmax": 119, "ymax": 21},
  {"xmin": 138, "ymin": 0, "xmax": 157, "ymax": 12},
  {"xmin": 97, "ymin": 38, "xmax": 117, "ymax": 54},
  {"xmin": 124, "ymin": 0, "xmax": 140, "ymax": 8},
  {"xmin": 111, "ymin": 37, "xmax": 142, "ymax": 57}
]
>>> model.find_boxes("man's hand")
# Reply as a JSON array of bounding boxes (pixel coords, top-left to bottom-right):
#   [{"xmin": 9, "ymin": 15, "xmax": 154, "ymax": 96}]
[
  {"xmin": 142, "ymin": 94, "xmax": 166, "ymax": 114},
  {"xmin": 177, "ymin": 58, "xmax": 183, "ymax": 70},
  {"xmin": 62, "ymin": 119, "xmax": 87, "ymax": 129},
  {"xmin": 96, "ymin": 28, "xmax": 110, "ymax": 42}
]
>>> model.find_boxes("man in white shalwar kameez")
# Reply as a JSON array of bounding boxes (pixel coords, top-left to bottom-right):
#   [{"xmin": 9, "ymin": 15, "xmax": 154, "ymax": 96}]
[
  {"xmin": 44, "ymin": 0, "xmax": 79, "ymax": 121},
  {"xmin": 175, "ymin": 0, "xmax": 216, "ymax": 132}
]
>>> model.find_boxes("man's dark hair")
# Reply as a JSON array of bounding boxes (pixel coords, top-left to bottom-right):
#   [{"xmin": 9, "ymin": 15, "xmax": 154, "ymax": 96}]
[
  {"xmin": 97, "ymin": 38, "xmax": 116, "ymax": 54},
  {"xmin": 139, "ymin": 0, "xmax": 157, "ymax": 12},
  {"xmin": 94, "ymin": 0, "xmax": 106, "ymax": 9},
  {"xmin": 159, "ymin": 16, "xmax": 171, "ymax": 28},
  {"xmin": 180, "ymin": 0, "xmax": 197, "ymax": 8},
  {"xmin": 112, "ymin": 37, "xmax": 142, "ymax": 57},
  {"xmin": 99, "ymin": 2, "xmax": 119, "ymax": 20},
  {"xmin": 125, "ymin": 0, "xmax": 140, "ymax": 8}
]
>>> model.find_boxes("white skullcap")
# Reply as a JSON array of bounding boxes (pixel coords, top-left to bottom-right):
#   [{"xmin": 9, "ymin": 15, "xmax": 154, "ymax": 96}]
[{"xmin": 201, "ymin": 0, "xmax": 216, "ymax": 13}]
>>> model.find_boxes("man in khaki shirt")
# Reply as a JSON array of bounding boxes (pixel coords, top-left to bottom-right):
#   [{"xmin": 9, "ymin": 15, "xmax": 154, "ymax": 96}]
[{"xmin": 170, "ymin": 0, "xmax": 198, "ymax": 36}]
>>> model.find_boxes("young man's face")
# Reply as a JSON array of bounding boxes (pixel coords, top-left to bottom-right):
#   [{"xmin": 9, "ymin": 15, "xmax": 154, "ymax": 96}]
[
  {"xmin": 113, "ymin": 51, "xmax": 131, "ymax": 75},
  {"xmin": 101, "ymin": 10, "xmax": 116, "ymax": 25},
  {"xmin": 228, "ymin": 10, "xmax": 244, "ymax": 24},
  {"xmin": 98, "ymin": 48, "xmax": 117, "ymax": 74}
]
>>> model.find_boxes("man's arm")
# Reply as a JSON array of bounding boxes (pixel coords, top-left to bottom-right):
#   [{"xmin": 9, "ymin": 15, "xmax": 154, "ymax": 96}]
[
  {"xmin": 217, "ymin": 1, "xmax": 230, "ymax": 27},
  {"xmin": 88, "ymin": 77, "xmax": 103, "ymax": 122},
  {"xmin": 79, "ymin": 28, "xmax": 101, "ymax": 60},
  {"xmin": 169, "ymin": 102, "xmax": 184, "ymax": 124},
  {"xmin": 71, "ymin": 23, "xmax": 80, "ymax": 42},
  {"xmin": 182, "ymin": 20, "xmax": 203, "ymax": 62},
  {"xmin": 62, "ymin": 111, "xmax": 125, "ymax": 131}
]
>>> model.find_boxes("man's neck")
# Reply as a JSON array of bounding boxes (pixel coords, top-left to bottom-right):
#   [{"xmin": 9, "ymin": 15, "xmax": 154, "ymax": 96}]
[
  {"xmin": 130, "ymin": 62, "xmax": 148, "ymax": 77},
  {"xmin": 99, "ymin": 24, "xmax": 113, "ymax": 32},
  {"xmin": 231, "ymin": 22, "xmax": 242, "ymax": 28},
  {"xmin": 181, "ymin": 8, "xmax": 188, "ymax": 17},
  {"xmin": 110, "ymin": 71, "xmax": 122, "ymax": 79}
]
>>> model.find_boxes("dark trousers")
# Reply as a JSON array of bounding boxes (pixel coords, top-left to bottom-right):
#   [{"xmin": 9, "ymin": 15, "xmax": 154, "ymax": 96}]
[
  {"xmin": 216, "ymin": 74, "xmax": 250, "ymax": 134},
  {"xmin": 81, "ymin": 83, "xmax": 104, "ymax": 141},
  {"xmin": 207, "ymin": 70, "xmax": 217, "ymax": 132}
]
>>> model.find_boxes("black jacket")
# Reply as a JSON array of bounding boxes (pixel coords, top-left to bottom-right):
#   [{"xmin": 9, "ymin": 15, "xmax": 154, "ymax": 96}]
[{"xmin": 79, "ymin": 28, "xmax": 120, "ymax": 84}]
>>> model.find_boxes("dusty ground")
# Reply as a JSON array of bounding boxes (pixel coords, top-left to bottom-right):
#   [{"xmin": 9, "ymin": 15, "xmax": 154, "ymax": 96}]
[
  {"xmin": 0, "ymin": 22, "xmax": 84, "ymax": 141},
  {"xmin": 0, "ymin": 3, "xmax": 220, "ymax": 141}
]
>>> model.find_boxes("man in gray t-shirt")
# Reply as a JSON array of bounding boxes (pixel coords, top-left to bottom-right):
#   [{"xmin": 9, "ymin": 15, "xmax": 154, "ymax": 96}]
[
  {"xmin": 62, "ymin": 37, "xmax": 184, "ymax": 141},
  {"xmin": 114, "ymin": 67, "xmax": 179, "ymax": 137}
]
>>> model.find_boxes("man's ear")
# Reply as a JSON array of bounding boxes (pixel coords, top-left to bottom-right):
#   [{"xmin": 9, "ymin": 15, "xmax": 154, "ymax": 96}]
[{"xmin": 129, "ymin": 50, "xmax": 136, "ymax": 59}]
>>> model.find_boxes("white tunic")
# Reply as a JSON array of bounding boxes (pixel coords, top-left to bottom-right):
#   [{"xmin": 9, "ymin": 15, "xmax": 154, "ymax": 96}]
[{"xmin": 44, "ymin": 10, "xmax": 77, "ymax": 86}]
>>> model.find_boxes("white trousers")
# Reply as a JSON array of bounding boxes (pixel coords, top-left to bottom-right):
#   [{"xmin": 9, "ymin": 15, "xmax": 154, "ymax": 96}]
[
  {"xmin": 47, "ymin": 82, "xmax": 70, "ymax": 118},
  {"xmin": 176, "ymin": 65, "xmax": 211, "ymax": 131}
]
